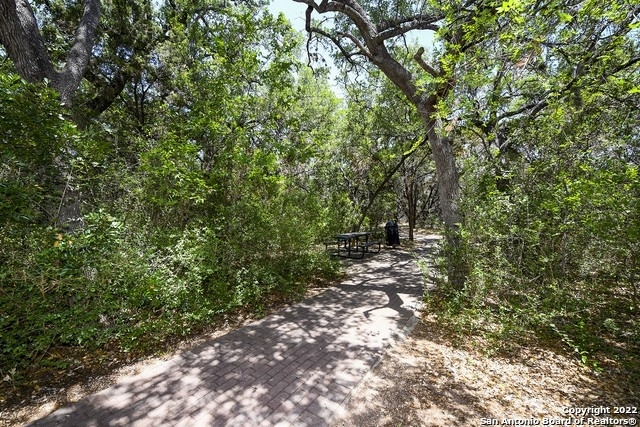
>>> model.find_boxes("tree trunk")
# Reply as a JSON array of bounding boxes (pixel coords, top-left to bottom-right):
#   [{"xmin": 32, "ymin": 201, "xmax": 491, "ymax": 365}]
[
  {"xmin": 407, "ymin": 184, "xmax": 415, "ymax": 241},
  {"xmin": 368, "ymin": 51, "xmax": 461, "ymax": 232},
  {"xmin": 372, "ymin": 53, "xmax": 465, "ymax": 287},
  {"xmin": 0, "ymin": 0, "xmax": 55, "ymax": 82},
  {"xmin": 416, "ymin": 105, "xmax": 466, "ymax": 288},
  {"xmin": 0, "ymin": 0, "xmax": 100, "ymax": 106},
  {"xmin": 0, "ymin": 0, "xmax": 100, "ymax": 229},
  {"xmin": 424, "ymin": 125, "xmax": 461, "ymax": 231}
]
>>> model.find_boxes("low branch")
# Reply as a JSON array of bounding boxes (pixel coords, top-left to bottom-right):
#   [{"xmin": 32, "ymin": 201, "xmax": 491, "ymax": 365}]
[{"xmin": 84, "ymin": 69, "xmax": 131, "ymax": 118}]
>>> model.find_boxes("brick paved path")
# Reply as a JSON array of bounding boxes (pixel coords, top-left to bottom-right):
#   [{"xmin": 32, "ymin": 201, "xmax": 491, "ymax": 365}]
[{"xmin": 27, "ymin": 236, "xmax": 439, "ymax": 427}]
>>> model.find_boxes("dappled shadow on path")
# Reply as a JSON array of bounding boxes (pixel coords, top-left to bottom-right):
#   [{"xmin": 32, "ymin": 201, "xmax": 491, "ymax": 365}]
[
  {"xmin": 333, "ymin": 235, "xmax": 640, "ymax": 427},
  {"xmin": 26, "ymin": 236, "xmax": 439, "ymax": 426}
]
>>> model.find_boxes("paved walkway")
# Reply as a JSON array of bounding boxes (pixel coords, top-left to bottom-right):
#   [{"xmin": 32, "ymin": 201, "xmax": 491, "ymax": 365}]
[{"xmin": 28, "ymin": 236, "xmax": 439, "ymax": 427}]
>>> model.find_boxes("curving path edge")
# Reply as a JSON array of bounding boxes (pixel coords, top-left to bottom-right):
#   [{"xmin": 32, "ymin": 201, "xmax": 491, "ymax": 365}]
[{"xmin": 27, "ymin": 235, "xmax": 440, "ymax": 427}]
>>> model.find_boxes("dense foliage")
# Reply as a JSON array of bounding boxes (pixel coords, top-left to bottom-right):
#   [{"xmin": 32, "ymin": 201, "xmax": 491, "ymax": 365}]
[
  {"xmin": 0, "ymin": 0, "xmax": 638, "ymax": 402},
  {"xmin": 0, "ymin": 3, "xmax": 348, "ymax": 383},
  {"xmin": 429, "ymin": 0, "xmax": 640, "ymax": 364},
  {"xmin": 434, "ymin": 94, "xmax": 640, "ymax": 364}
]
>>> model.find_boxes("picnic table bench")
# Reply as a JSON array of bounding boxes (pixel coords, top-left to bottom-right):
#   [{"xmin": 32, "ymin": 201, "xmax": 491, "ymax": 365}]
[
  {"xmin": 333, "ymin": 232, "xmax": 381, "ymax": 259},
  {"xmin": 358, "ymin": 239, "xmax": 381, "ymax": 252}
]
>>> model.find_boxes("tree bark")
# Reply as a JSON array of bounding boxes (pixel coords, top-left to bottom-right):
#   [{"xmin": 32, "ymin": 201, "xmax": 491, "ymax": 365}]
[
  {"xmin": 0, "ymin": 0, "xmax": 55, "ymax": 82},
  {"xmin": 0, "ymin": 0, "xmax": 100, "ymax": 230},
  {"xmin": 406, "ymin": 179, "xmax": 416, "ymax": 241},
  {"xmin": 0, "ymin": 0, "xmax": 100, "ymax": 106},
  {"xmin": 421, "ymin": 115, "xmax": 461, "ymax": 230},
  {"xmin": 52, "ymin": 0, "xmax": 100, "ymax": 106}
]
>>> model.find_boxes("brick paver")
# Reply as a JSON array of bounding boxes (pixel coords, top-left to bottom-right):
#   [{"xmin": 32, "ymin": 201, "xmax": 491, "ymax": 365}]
[{"xmin": 26, "ymin": 236, "xmax": 439, "ymax": 426}]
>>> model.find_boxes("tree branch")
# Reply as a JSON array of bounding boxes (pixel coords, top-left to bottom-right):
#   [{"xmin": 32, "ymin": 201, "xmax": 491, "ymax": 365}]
[
  {"xmin": 356, "ymin": 133, "xmax": 430, "ymax": 230},
  {"xmin": 84, "ymin": 69, "xmax": 131, "ymax": 118},
  {"xmin": 304, "ymin": 5, "xmax": 366, "ymax": 63},
  {"xmin": 0, "ymin": 0, "xmax": 55, "ymax": 82},
  {"xmin": 376, "ymin": 13, "xmax": 442, "ymax": 34},
  {"xmin": 375, "ymin": 16, "xmax": 440, "ymax": 43},
  {"xmin": 413, "ymin": 47, "xmax": 441, "ymax": 78}
]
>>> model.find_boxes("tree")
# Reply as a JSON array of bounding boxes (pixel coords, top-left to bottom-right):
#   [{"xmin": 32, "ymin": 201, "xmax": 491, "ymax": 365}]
[
  {"xmin": 397, "ymin": 145, "xmax": 437, "ymax": 240},
  {"xmin": 450, "ymin": 0, "xmax": 640, "ymax": 182},
  {"xmin": 0, "ymin": 0, "xmax": 100, "ymax": 106},
  {"xmin": 430, "ymin": 0, "xmax": 640, "ymax": 358},
  {"xmin": 294, "ymin": 0, "xmax": 639, "ymax": 285},
  {"xmin": 333, "ymin": 67, "xmax": 437, "ymax": 234},
  {"xmin": 294, "ymin": 0, "xmax": 461, "ymax": 234}
]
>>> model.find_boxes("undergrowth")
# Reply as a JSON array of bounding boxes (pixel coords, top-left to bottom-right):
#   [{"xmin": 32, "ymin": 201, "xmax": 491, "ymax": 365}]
[
  {"xmin": 0, "ymin": 215, "xmax": 341, "ymax": 398},
  {"xmin": 422, "ymin": 243, "xmax": 640, "ymax": 373}
]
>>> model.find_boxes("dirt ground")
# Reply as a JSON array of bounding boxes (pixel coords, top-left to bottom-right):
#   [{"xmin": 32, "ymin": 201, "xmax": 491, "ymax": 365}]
[{"xmin": 331, "ymin": 312, "xmax": 640, "ymax": 427}]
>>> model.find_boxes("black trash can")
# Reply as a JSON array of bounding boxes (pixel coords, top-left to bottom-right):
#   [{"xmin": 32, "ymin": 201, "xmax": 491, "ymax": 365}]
[{"xmin": 385, "ymin": 221, "xmax": 400, "ymax": 246}]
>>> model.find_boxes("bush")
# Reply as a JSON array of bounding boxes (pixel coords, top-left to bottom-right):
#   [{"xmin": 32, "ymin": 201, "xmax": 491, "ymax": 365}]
[{"xmin": 430, "ymin": 148, "xmax": 640, "ymax": 365}]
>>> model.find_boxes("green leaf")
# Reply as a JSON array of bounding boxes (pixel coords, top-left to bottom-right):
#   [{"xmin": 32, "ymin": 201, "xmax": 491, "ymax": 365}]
[{"xmin": 557, "ymin": 12, "xmax": 573, "ymax": 23}]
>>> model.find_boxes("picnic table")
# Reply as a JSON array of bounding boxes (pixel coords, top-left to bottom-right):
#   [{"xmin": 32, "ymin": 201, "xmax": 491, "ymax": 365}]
[{"xmin": 334, "ymin": 231, "xmax": 381, "ymax": 258}]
